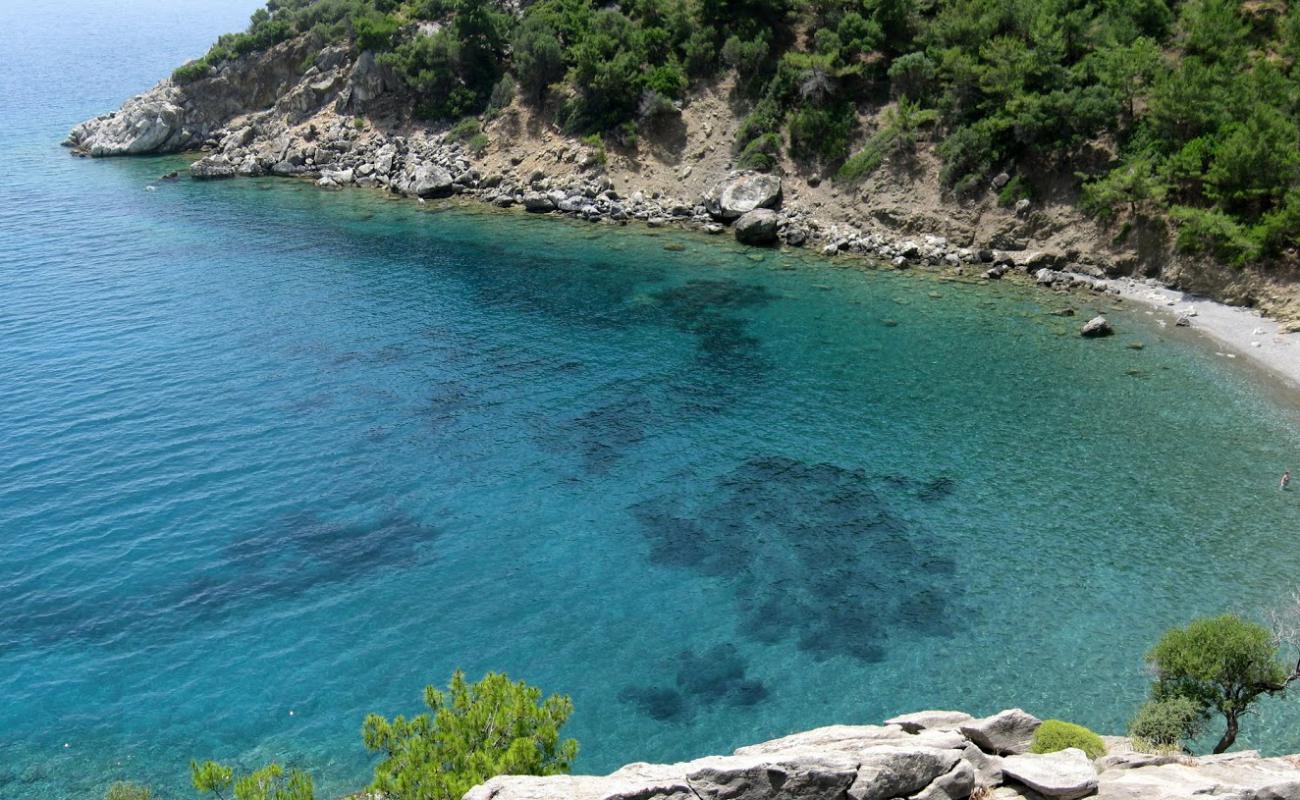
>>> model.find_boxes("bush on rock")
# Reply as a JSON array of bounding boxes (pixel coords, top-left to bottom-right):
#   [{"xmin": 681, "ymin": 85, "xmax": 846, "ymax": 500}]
[
  {"xmin": 1129, "ymin": 696, "xmax": 1204, "ymax": 753},
  {"xmin": 1029, "ymin": 720, "xmax": 1106, "ymax": 760}
]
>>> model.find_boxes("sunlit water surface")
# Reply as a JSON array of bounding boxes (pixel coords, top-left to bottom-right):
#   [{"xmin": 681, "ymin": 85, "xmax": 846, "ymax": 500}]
[{"xmin": 5, "ymin": 2, "xmax": 1300, "ymax": 798}]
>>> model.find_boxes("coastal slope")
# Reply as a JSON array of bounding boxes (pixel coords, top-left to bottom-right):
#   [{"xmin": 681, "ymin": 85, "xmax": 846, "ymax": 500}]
[{"xmin": 65, "ymin": 4, "xmax": 1300, "ymax": 331}]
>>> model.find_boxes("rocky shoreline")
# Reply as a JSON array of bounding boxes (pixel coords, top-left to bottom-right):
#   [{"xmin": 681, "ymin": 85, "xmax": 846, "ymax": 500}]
[
  {"xmin": 64, "ymin": 38, "xmax": 1300, "ymax": 390},
  {"xmin": 459, "ymin": 708, "xmax": 1300, "ymax": 800}
]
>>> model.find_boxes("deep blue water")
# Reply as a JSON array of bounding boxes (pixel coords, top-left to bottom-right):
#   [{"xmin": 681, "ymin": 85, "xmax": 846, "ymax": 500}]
[{"xmin": 6, "ymin": 2, "xmax": 1300, "ymax": 798}]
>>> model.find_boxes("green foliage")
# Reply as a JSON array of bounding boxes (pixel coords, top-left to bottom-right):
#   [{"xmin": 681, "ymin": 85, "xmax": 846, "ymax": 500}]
[
  {"xmin": 788, "ymin": 102, "xmax": 855, "ymax": 166},
  {"xmin": 362, "ymin": 671, "xmax": 578, "ymax": 800},
  {"xmin": 234, "ymin": 764, "xmax": 314, "ymax": 800},
  {"xmin": 1081, "ymin": 155, "xmax": 1165, "ymax": 219},
  {"xmin": 487, "ymin": 74, "xmax": 517, "ymax": 115},
  {"xmin": 1170, "ymin": 206, "xmax": 1262, "ymax": 265},
  {"xmin": 191, "ymin": 760, "xmax": 233, "ymax": 798},
  {"xmin": 105, "ymin": 782, "xmax": 152, "ymax": 800},
  {"xmin": 1204, "ymin": 107, "xmax": 1300, "ymax": 212},
  {"xmin": 1129, "ymin": 696, "xmax": 1205, "ymax": 752},
  {"xmin": 838, "ymin": 98, "xmax": 936, "ymax": 182},
  {"xmin": 737, "ymin": 132, "xmax": 782, "ymax": 171},
  {"xmin": 997, "ymin": 174, "xmax": 1030, "ymax": 207},
  {"xmin": 172, "ymin": 59, "xmax": 213, "ymax": 83},
  {"xmin": 1145, "ymin": 614, "xmax": 1294, "ymax": 753},
  {"xmin": 172, "ymin": 0, "xmax": 1300, "ymax": 266},
  {"xmin": 512, "ymin": 16, "xmax": 566, "ymax": 103},
  {"xmin": 352, "ymin": 10, "xmax": 400, "ymax": 51},
  {"xmin": 193, "ymin": 761, "xmax": 313, "ymax": 800},
  {"xmin": 888, "ymin": 51, "xmax": 935, "ymax": 102},
  {"xmin": 449, "ymin": 116, "xmax": 481, "ymax": 140},
  {"xmin": 1029, "ymin": 720, "xmax": 1106, "ymax": 759}
]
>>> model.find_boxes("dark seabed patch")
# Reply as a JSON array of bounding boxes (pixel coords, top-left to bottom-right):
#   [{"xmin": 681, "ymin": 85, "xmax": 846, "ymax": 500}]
[
  {"xmin": 648, "ymin": 280, "xmax": 778, "ymax": 373},
  {"xmin": 0, "ymin": 511, "xmax": 436, "ymax": 652},
  {"xmin": 633, "ymin": 456, "xmax": 965, "ymax": 662},
  {"xmin": 619, "ymin": 643, "xmax": 768, "ymax": 722}
]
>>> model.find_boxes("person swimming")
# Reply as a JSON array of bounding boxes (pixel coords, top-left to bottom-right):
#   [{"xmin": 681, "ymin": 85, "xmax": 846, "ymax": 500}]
[{"xmin": 1283, "ymin": 471, "xmax": 1292, "ymax": 490}]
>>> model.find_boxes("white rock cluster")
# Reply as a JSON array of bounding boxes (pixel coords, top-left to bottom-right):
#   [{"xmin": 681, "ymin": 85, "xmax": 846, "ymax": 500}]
[{"xmin": 463, "ymin": 709, "xmax": 1300, "ymax": 800}]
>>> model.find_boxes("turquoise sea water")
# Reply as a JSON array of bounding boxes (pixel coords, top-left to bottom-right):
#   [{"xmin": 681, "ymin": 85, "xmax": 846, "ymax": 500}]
[{"xmin": 6, "ymin": 2, "xmax": 1300, "ymax": 798}]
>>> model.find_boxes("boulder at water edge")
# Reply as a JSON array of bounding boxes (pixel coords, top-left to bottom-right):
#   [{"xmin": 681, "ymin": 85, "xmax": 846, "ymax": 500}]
[
  {"xmin": 706, "ymin": 174, "xmax": 783, "ymax": 221},
  {"xmin": 735, "ymin": 209, "xmax": 780, "ymax": 245}
]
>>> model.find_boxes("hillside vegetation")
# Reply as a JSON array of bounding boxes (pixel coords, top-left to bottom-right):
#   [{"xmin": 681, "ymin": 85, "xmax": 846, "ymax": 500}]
[{"xmin": 174, "ymin": 0, "xmax": 1300, "ymax": 270}]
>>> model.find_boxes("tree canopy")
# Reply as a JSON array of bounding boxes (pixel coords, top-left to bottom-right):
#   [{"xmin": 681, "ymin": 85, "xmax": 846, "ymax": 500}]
[
  {"xmin": 176, "ymin": 0, "xmax": 1300, "ymax": 268},
  {"xmin": 362, "ymin": 670, "xmax": 579, "ymax": 800}
]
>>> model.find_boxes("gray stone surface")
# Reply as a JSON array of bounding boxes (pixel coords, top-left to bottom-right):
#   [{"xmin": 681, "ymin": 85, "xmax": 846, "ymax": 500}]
[
  {"xmin": 706, "ymin": 174, "xmax": 782, "ymax": 221},
  {"xmin": 1080, "ymin": 316, "xmax": 1114, "ymax": 337},
  {"xmin": 734, "ymin": 208, "xmax": 780, "ymax": 245},
  {"xmin": 190, "ymin": 153, "xmax": 237, "ymax": 180},
  {"xmin": 960, "ymin": 709, "xmax": 1043, "ymax": 756},
  {"xmin": 887, "ymin": 711, "xmax": 976, "ymax": 734},
  {"xmin": 1000, "ymin": 749, "xmax": 1098, "ymax": 800},
  {"xmin": 847, "ymin": 746, "xmax": 963, "ymax": 800},
  {"xmin": 912, "ymin": 761, "xmax": 976, "ymax": 800}
]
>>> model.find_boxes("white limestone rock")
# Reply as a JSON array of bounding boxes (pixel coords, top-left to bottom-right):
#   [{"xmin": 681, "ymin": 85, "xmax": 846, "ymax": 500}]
[
  {"xmin": 960, "ymin": 709, "xmax": 1043, "ymax": 756},
  {"xmin": 886, "ymin": 711, "xmax": 976, "ymax": 734},
  {"xmin": 1000, "ymin": 748, "xmax": 1098, "ymax": 800}
]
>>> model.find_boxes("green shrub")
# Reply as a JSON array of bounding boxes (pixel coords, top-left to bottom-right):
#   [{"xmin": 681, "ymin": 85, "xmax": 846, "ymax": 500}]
[
  {"xmin": 487, "ymin": 74, "xmax": 516, "ymax": 115},
  {"xmin": 737, "ymin": 132, "xmax": 782, "ymax": 170},
  {"xmin": 105, "ymin": 782, "xmax": 151, "ymax": 800},
  {"xmin": 1170, "ymin": 206, "xmax": 1262, "ymax": 264},
  {"xmin": 192, "ymin": 760, "xmax": 313, "ymax": 800},
  {"xmin": 467, "ymin": 133, "xmax": 490, "ymax": 155},
  {"xmin": 788, "ymin": 102, "xmax": 855, "ymax": 166},
  {"xmin": 363, "ymin": 671, "xmax": 578, "ymax": 800},
  {"xmin": 352, "ymin": 10, "xmax": 401, "ymax": 52},
  {"xmin": 997, "ymin": 175, "xmax": 1031, "ymax": 207},
  {"xmin": 580, "ymin": 133, "xmax": 607, "ymax": 165},
  {"xmin": 449, "ymin": 116, "xmax": 481, "ymax": 140},
  {"xmin": 1030, "ymin": 720, "xmax": 1106, "ymax": 760},
  {"xmin": 1130, "ymin": 696, "xmax": 1204, "ymax": 752},
  {"xmin": 172, "ymin": 58, "xmax": 212, "ymax": 84}
]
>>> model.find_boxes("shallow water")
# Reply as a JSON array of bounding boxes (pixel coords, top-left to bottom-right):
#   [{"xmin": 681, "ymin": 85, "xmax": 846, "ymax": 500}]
[{"xmin": 6, "ymin": 2, "xmax": 1300, "ymax": 798}]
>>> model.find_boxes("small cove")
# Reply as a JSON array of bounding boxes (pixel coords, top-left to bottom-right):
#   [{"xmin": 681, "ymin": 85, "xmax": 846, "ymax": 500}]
[{"xmin": 5, "ymin": 3, "xmax": 1300, "ymax": 798}]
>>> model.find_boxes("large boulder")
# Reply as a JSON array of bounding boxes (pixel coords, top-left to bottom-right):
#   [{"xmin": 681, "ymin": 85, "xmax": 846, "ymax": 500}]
[
  {"xmin": 1080, "ymin": 316, "xmax": 1113, "ymax": 338},
  {"xmin": 1000, "ymin": 749, "xmax": 1098, "ymax": 800},
  {"xmin": 404, "ymin": 163, "xmax": 454, "ymax": 198},
  {"xmin": 189, "ymin": 154, "xmax": 237, "ymax": 180},
  {"xmin": 734, "ymin": 209, "xmax": 780, "ymax": 245},
  {"xmin": 912, "ymin": 761, "xmax": 977, "ymax": 800},
  {"xmin": 688, "ymin": 754, "xmax": 859, "ymax": 800},
  {"xmin": 522, "ymin": 192, "xmax": 555, "ymax": 212},
  {"xmin": 706, "ymin": 174, "xmax": 783, "ymax": 221},
  {"xmin": 887, "ymin": 711, "xmax": 975, "ymax": 735},
  {"xmin": 339, "ymin": 49, "xmax": 396, "ymax": 110},
  {"xmin": 960, "ymin": 709, "xmax": 1042, "ymax": 756},
  {"xmin": 66, "ymin": 89, "xmax": 188, "ymax": 156},
  {"xmin": 847, "ymin": 746, "xmax": 964, "ymax": 800}
]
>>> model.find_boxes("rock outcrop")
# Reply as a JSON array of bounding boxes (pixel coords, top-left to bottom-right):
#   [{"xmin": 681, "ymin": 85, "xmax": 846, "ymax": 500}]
[
  {"xmin": 734, "ymin": 208, "xmax": 780, "ymax": 245},
  {"xmin": 705, "ymin": 173, "xmax": 783, "ymax": 221},
  {"xmin": 60, "ymin": 33, "xmax": 1148, "ymax": 303},
  {"xmin": 959, "ymin": 709, "xmax": 1042, "ymax": 756},
  {"xmin": 1080, "ymin": 316, "xmax": 1114, "ymax": 338},
  {"xmin": 462, "ymin": 710, "xmax": 1300, "ymax": 800}
]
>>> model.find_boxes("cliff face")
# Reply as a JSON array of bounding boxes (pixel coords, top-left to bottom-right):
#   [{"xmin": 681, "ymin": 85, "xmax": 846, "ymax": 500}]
[
  {"xmin": 65, "ymin": 36, "xmax": 1300, "ymax": 327},
  {"xmin": 463, "ymin": 709, "xmax": 1300, "ymax": 800},
  {"xmin": 65, "ymin": 38, "xmax": 314, "ymax": 157}
]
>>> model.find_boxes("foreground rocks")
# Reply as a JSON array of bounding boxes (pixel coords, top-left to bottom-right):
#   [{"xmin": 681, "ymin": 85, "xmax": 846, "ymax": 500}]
[{"xmin": 463, "ymin": 709, "xmax": 1300, "ymax": 800}]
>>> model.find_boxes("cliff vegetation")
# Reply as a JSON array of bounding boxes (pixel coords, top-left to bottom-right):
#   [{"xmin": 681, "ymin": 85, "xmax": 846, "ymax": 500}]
[{"xmin": 171, "ymin": 0, "xmax": 1300, "ymax": 273}]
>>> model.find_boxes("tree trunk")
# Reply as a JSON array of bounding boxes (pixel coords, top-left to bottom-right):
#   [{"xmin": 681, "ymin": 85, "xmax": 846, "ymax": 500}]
[{"xmin": 1213, "ymin": 714, "xmax": 1239, "ymax": 754}]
